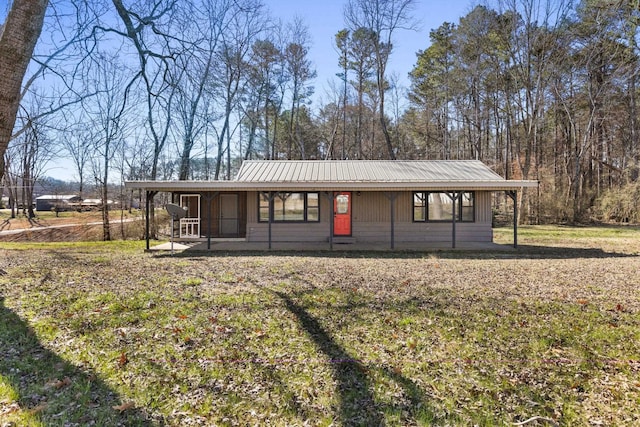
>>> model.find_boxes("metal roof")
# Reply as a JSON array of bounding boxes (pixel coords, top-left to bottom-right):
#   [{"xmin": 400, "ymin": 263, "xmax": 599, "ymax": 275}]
[
  {"xmin": 36, "ymin": 194, "xmax": 80, "ymax": 200},
  {"xmin": 125, "ymin": 160, "xmax": 538, "ymax": 192},
  {"xmin": 236, "ymin": 160, "xmax": 506, "ymax": 182}
]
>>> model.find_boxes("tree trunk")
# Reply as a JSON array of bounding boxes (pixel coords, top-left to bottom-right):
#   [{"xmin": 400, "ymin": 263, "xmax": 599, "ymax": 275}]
[
  {"xmin": 630, "ymin": 70, "xmax": 638, "ymax": 177},
  {"xmin": 0, "ymin": 0, "xmax": 48, "ymax": 175},
  {"xmin": 377, "ymin": 65, "xmax": 395, "ymax": 160},
  {"xmin": 102, "ymin": 142, "xmax": 111, "ymax": 241}
]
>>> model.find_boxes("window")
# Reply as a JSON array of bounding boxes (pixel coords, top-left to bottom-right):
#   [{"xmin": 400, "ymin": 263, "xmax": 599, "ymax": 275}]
[
  {"xmin": 413, "ymin": 192, "xmax": 474, "ymax": 222},
  {"xmin": 259, "ymin": 192, "xmax": 320, "ymax": 222},
  {"xmin": 413, "ymin": 192, "xmax": 427, "ymax": 221},
  {"xmin": 307, "ymin": 193, "xmax": 319, "ymax": 221},
  {"xmin": 459, "ymin": 192, "xmax": 474, "ymax": 222},
  {"xmin": 335, "ymin": 194, "xmax": 349, "ymax": 214}
]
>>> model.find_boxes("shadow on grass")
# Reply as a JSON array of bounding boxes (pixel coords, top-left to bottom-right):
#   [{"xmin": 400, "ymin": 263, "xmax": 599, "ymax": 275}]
[
  {"xmin": 154, "ymin": 244, "xmax": 637, "ymax": 260},
  {"xmin": 274, "ymin": 291, "xmax": 439, "ymax": 425},
  {"xmin": 496, "ymin": 245, "xmax": 639, "ymax": 259},
  {"xmin": 27, "ymin": 217, "xmax": 44, "ymax": 227},
  {"xmin": 0, "ymin": 296, "xmax": 158, "ymax": 426}
]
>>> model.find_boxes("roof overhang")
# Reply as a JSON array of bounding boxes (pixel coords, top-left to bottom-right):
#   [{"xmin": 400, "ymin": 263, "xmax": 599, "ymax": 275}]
[{"xmin": 125, "ymin": 180, "xmax": 538, "ymax": 193}]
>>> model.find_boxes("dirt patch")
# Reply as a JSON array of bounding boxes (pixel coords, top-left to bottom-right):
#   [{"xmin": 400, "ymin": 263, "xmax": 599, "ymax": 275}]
[
  {"xmin": 0, "ymin": 210, "xmax": 148, "ymax": 242},
  {"xmin": 0, "ymin": 211, "xmax": 105, "ymax": 230},
  {"xmin": 0, "ymin": 221, "xmax": 147, "ymax": 243},
  {"xmin": 0, "ymin": 224, "xmax": 101, "ymax": 242}
]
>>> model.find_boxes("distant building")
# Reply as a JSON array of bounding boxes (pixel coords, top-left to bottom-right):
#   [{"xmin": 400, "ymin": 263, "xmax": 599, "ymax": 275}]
[
  {"xmin": 79, "ymin": 199, "xmax": 114, "ymax": 210},
  {"xmin": 35, "ymin": 195, "xmax": 81, "ymax": 211}
]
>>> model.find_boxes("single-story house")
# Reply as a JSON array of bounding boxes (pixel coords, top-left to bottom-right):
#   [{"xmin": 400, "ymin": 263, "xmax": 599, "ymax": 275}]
[
  {"xmin": 125, "ymin": 160, "xmax": 538, "ymax": 250},
  {"xmin": 35, "ymin": 194, "xmax": 82, "ymax": 211}
]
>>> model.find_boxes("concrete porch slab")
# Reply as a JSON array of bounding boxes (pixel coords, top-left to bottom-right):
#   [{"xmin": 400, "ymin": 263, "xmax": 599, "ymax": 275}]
[
  {"xmin": 146, "ymin": 242, "xmax": 195, "ymax": 251},
  {"xmin": 148, "ymin": 240, "xmax": 514, "ymax": 253}
]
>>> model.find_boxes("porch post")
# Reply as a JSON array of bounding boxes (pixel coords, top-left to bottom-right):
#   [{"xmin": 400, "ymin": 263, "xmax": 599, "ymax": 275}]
[
  {"xmin": 324, "ymin": 192, "xmax": 335, "ymax": 251},
  {"xmin": 145, "ymin": 191, "xmax": 150, "ymax": 251},
  {"xmin": 385, "ymin": 192, "xmax": 398, "ymax": 249},
  {"xmin": 260, "ymin": 191, "xmax": 276, "ymax": 250},
  {"xmin": 202, "ymin": 192, "xmax": 218, "ymax": 250},
  {"xmin": 447, "ymin": 192, "xmax": 461, "ymax": 249},
  {"xmin": 506, "ymin": 190, "xmax": 518, "ymax": 248},
  {"xmin": 145, "ymin": 190, "xmax": 157, "ymax": 251},
  {"xmin": 269, "ymin": 192, "xmax": 272, "ymax": 250}
]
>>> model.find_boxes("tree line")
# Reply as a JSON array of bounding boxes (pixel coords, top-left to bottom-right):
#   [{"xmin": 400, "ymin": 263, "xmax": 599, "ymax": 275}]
[
  {"xmin": 407, "ymin": 0, "xmax": 640, "ymax": 223},
  {"xmin": 2, "ymin": 0, "xmax": 639, "ymax": 237}
]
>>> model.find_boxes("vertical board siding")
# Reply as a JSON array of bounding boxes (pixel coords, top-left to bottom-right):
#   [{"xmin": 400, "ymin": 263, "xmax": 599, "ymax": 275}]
[
  {"xmin": 247, "ymin": 223, "xmax": 330, "ymax": 242},
  {"xmin": 244, "ymin": 190, "xmax": 494, "ymax": 243},
  {"xmin": 246, "ymin": 191, "xmax": 257, "ymax": 223},
  {"xmin": 353, "ymin": 222, "xmax": 492, "ymax": 242},
  {"xmin": 476, "ymin": 191, "xmax": 492, "ymax": 223},
  {"xmin": 353, "ymin": 192, "xmax": 391, "ymax": 222},
  {"xmin": 237, "ymin": 193, "xmax": 247, "ymax": 238}
]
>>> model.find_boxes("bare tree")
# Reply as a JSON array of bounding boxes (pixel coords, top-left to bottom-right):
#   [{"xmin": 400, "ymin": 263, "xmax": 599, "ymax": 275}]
[
  {"xmin": 60, "ymin": 115, "xmax": 93, "ymax": 199},
  {"xmin": 318, "ymin": 80, "xmax": 347, "ymax": 160},
  {"xmin": 110, "ymin": 0, "xmax": 179, "ymax": 181},
  {"xmin": 174, "ymin": 0, "xmax": 239, "ymax": 180},
  {"xmin": 87, "ymin": 53, "xmax": 132, "ymax": 241},
  {"xmin": 18, "ymin": 113, "xmax": 57, "ymax": 218},
  {"xmin": 348, "ymin": 26, "xmax": 377, "ymax": 158},
  {"xmin": 283, "ymin": 17, "xmax": 316, "ymax": 159},
  {"xmin": 249, "ymin": 38, "xmax": 281, "ymax": 158},
  {"xmin": 215, "ymin": 0, "xmax": 267, "ymax": 178},
  {"xmin": 3, "ymin": 96, "xmax": 57, "ymax": 219},
  {"xmin": 345, "ymin": 0, "xmax": 417, "ymax": 159},
  {"xmin": 335, "ymin": 29, "xmax": 350, "ymax": 160},
  {"xmin": 109, "ymin": 0, "xmax": 182, "ymax": 239}
]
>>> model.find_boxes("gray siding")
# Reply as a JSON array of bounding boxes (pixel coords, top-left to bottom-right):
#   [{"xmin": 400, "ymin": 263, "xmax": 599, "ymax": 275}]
[
  {"xmin": 245, "ymin": 190, "xmax": 493, "ymax": 243},
  {"xmin": 353, "ymin": 222, "xmax": 492, "ymax": 243}
]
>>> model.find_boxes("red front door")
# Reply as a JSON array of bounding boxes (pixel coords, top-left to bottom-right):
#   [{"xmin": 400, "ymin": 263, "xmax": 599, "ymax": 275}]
[{"xmin": 333, "ymin": 192, "xmax": 351, "ymax": 236}]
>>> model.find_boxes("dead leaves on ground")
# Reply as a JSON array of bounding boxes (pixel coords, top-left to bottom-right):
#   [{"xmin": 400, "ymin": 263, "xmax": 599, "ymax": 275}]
[
  {"xmin": 45, "ymin": 377, "xmax": 72, "ymax": 390},
  {"xmin": 117, "ymin": 352, "xmax": 128, "ymax": 368},
  {"xmin": 2, "ymin": 241, "xmax": 640, "ymax": 426},
  {"xmin": 28, "ymin": 403, "xmax": 48, "ymax": 415},
  {"xmin": 112, "ymin": 401, "xmax": 136, "ymax": 412}
]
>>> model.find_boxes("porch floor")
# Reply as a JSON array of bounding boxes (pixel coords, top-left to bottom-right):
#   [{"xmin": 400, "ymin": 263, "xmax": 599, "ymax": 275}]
[{"xmin": 148, "ymin": 240, "xmax": 514, "ymax": 252}]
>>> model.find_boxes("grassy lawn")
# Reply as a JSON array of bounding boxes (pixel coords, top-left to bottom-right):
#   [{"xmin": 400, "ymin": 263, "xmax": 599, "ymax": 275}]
[{"xmin": 1, "ymin": 227, "xmax": 639, "ymax": 426}]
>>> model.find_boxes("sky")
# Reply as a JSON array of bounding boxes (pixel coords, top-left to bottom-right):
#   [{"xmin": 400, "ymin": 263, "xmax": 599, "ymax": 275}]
[
  {"xmin": 267, "ymin": 0, "xmax": 478, "ymax": 102},
  {"xmin": 1, "ymin": 0, "xmax": 479, "ymax": 182}
]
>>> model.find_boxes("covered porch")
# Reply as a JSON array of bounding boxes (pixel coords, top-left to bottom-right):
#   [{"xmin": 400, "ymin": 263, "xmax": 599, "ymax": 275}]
[
  {"xmin": 125, "ymin": 160, "xmax": 538, "ymax": 252},
  {"xmin": 170, "ymin": 192, "xmax": 247, "ymax": 240}
]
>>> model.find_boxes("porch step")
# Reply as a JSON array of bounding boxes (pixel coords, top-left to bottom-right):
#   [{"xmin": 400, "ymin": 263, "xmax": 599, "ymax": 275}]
[{"xmin": 328, "ymin": 236, "xmax": 357, "ymax": 244}]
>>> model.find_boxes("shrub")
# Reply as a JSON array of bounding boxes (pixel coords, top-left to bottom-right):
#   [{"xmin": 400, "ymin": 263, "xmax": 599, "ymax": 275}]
[{"xmin": 597, "ymin": 181, "xmax": 640, "ymax": 223}]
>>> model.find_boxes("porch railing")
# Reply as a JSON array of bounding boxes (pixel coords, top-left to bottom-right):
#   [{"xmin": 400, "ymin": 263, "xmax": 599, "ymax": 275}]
[{"xmin": 179, "ymin": 218, "xmax": 200, "ymax": 238}]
